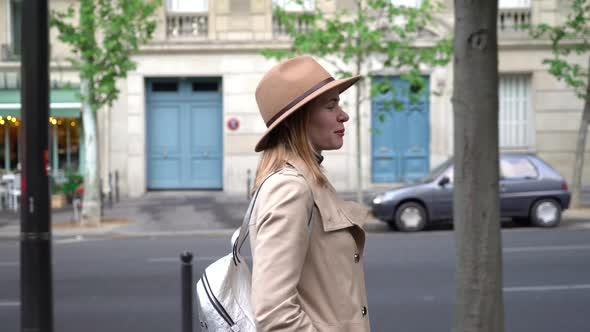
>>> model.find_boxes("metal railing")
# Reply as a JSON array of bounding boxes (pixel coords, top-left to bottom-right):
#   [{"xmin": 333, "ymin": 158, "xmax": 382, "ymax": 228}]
[
  {"xmin": 498, "ymin": 7, "xmax": 531, "ymax": 36},
  {"xmin": 273, "ymin": 13, "xmax": 312, "ymax": 36},
  {"xmin": 166, "ymin": 12, "xmax": 209, "ymax": 38},
  {"xmin": 0, "ymin": 43, "xmax": 20, "ymax": 61}
]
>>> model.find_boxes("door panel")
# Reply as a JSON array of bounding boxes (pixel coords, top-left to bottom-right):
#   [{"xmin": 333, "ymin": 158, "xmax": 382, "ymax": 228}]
[
  {"xmin": 371, "ymin": 76, "xmax": 430, "ymax": 183},
  {"xmin": 402, "ymin": 106, "xmax": 429, "ymax": 181},
  {"xmin": 147, "ymin": 78, "xmax": 222, "ymax": 190},
  {"xmin": 371, "ymin": 101, "xmax": 400, "ymax": 182},
  {"xmin": 147, "ymin": 104, "xmax": 183, "ymax": 188},
  {"xmin": 188, "ymin": 102, "xmax": 222, "ymax": 188}
]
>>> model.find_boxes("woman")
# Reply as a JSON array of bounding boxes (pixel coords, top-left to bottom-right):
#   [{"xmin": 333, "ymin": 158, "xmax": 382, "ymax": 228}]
[{"xmin": 249, "ymin": 55, "xmax": 371, "ymax": 332}]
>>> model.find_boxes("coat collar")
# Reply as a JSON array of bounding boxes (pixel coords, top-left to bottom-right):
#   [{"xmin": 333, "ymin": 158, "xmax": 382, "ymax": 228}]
[{"xmin": 286, "ymin": 157, "xmax": 368, "ymax": 234}]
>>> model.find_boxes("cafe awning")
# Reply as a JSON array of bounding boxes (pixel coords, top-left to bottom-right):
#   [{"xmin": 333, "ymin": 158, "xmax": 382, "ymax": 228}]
[{"xmin": 0, "ymin": 88, "xmax": 81, "ymax": 118}]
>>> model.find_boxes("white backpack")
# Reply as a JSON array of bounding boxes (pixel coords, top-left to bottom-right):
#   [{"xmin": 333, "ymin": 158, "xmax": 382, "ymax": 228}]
[{"xmin": 195, "ymin": 171, "xmax": 313, "ymax": 331}]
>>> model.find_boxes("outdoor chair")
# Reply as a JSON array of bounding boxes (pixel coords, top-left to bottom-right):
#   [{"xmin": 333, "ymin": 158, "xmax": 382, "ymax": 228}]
[{"xmin": 9, "ymin": 173, "xmax": 21, "ymax": 212}]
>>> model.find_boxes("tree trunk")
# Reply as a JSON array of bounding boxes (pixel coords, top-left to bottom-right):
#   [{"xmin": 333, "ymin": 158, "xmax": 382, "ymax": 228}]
[
  {"xmin": 354, "ymin": 64, "xmax": 363, "ymax": 204},
  {"xmin": 570, "ymin": 55, "xmax": 590, "ymax": 208},
  {"xmin": 354, "ymin": 0, "xmax": 364, "ymax": 204},
  {"xmin": 452, "ymin": 1, "xmax": 504, "ymax": 332},
  {"xmin": 80, "ymin": 78, "xmax": 101, "ymax": 226}
]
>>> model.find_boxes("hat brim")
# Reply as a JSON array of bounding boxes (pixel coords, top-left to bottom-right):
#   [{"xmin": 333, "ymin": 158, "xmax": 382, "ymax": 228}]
[{"xmin": 254, "ymin": 75, "xmax": 361, "ymax": 152}]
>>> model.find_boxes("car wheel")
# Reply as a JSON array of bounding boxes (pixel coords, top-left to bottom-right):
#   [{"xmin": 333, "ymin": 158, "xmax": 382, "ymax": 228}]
[
  {"xmin": 395, "ymin": 202, "xmax": 428, "ymax": 232},
  {"xmin": 530, "ymin": 199, "xmax": 562, "ymax": 228}
]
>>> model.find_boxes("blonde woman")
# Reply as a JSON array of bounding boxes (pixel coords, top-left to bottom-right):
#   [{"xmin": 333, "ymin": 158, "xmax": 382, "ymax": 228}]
[{"xmin": 249, "ymin": 56, "xmax": 371, "ymax": 332}]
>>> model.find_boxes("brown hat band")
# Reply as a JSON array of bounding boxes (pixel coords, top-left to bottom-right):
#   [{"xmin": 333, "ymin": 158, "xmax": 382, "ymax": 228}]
[{"xmin": 265, "ymin": 77, "xmax": 335, "ymax": 128}]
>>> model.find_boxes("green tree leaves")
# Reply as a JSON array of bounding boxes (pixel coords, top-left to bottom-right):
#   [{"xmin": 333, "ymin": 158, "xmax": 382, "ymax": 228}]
[
  {"xmin": 262, "ymin": 0, "xmax": 452, "ymax": 113},
  {"xmin": 50, "ymin": 0, "xmax": 160, "ymax": 112},
  {"xmin": 531, "ymin": 0, "xmax": 589, "ymax": 100}
]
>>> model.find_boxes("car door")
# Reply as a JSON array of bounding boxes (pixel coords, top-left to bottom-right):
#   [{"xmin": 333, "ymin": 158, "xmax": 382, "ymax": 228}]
[
  {"xmin": 499, "ymin": 155, "xmax": 540, "ymax": 217},
  {"xmin": 430, "ymin": 167, "xmax": 454, "ymax": 220}
]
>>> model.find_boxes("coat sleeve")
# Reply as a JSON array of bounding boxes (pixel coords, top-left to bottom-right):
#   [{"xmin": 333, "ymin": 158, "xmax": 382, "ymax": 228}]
[{"xmin": 250, "ymin": 173, "xmax": 317, "ymax": 332}]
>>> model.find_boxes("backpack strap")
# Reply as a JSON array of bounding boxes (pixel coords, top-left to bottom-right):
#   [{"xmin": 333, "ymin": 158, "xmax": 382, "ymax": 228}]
[{"xmin": 233, "ymin": 167, "xmax": 315, "ymax": 262}]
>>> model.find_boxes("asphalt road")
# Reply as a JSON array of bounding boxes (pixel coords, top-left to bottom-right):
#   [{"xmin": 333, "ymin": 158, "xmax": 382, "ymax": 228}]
[{"xmin": 1, "ymin": 226, "xmax": 590, "ymax": 332}]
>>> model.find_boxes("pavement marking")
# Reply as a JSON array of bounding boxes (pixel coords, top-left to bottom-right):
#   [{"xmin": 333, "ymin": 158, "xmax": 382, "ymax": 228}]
[
  {"xmin": 504, "ymin": 284, "xmax": 590, "ymax": 293},
  {"xmin": 504, "ymin": 244, "xmax": 590, "ymax": 253},
  {"xmin": 54, "ymin": 236, "xmax": 85, "ymax": 244},
  {"xmin": 0, "ymin": 262, "xmax": 18, "ymax": 267},
  {"xmin": 53, "ymin": 237, "xmax": 112, "ymax": 245},
  {"xmin": 147, "ymin": 256, "xmax": 252, "ymax": 263},
  {"xmin": 0, "ymin": 301, "xmax": 19, "ymax": 307}
]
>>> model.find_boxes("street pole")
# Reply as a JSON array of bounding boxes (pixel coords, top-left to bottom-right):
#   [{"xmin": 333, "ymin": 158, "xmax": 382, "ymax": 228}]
[{"xmin": 20, "ymin": 0, "xmax": 54, "ymax": 332}]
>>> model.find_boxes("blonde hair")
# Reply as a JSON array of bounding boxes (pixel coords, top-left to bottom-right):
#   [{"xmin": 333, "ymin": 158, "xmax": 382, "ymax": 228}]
[{"xmin": 252, "ymin": 107, "xmax": 327, "ymax": 194}]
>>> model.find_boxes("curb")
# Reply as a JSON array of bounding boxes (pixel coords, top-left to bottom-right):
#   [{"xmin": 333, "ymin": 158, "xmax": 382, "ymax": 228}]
[
  {"xmin": 1, "ymin": 216, "xmax": 589, "ymax": 241},
  {"xmin": 0, "ymin": 228, "xmax": 237, "ymax": 241}
]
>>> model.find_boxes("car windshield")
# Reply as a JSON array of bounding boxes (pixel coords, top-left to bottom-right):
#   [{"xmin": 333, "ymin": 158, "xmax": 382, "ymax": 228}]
[{"xmin": 419, "ymin": 158, "xmax": 453, "ymax": 183}]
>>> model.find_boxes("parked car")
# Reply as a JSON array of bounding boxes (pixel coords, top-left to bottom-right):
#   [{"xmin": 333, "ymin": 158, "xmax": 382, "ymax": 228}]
[{"xmin": 370, "ymin": 153, "xmax": 571, "ymax": 232}]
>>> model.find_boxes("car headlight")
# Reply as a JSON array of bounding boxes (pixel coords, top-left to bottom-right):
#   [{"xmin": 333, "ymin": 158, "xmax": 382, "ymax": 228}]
[
  {"xmin": 372, "ymin": 195, "xmax": 384, "ymax": 205},
  {"xmin": 373, "ymin": 192, "xmax": 398, "ymax": 205}
]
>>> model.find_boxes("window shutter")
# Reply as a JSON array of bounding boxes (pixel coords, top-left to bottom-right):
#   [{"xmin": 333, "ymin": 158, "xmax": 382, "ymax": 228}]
[{"xmin": 499, "ymin": 75, "xmax": 532, "ymax": 149}]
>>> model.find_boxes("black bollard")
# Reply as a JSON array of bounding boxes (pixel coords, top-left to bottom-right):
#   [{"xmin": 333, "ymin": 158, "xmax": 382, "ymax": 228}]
[
  {"xmin": 108, "ymin": 172, "xmax": 113, "ymax": 209},
  {"xmin": 246, "ymin": 169, "xmax": 252, "ymax": 200},
  {"xmin": 180, "ymin": 252, "xmax": 194, "ymax": 332},
  {"xmin": 100, "ymin": 177, "xmax": 104, "ymax": 217},
  {"xmin": 115, "ymin": 171, "xmax": 120, "ymax": 203}
]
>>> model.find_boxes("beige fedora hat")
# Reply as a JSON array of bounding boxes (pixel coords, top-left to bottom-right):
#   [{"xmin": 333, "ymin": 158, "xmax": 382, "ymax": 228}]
[{"xmin": 254, "ymin": 55, "xmax": 360, "ymax": 152}]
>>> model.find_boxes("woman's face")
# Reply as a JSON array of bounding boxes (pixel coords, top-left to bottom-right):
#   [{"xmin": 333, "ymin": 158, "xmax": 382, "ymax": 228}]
[{"xmin": 307, "ymin": 89, "xmax": 350, "ymax": 152}]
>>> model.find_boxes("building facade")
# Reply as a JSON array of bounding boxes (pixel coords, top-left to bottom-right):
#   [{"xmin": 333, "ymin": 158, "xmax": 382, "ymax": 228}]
[{"xmin": 0, "ymin": 0, "xmax": 588, "ymax": 198}]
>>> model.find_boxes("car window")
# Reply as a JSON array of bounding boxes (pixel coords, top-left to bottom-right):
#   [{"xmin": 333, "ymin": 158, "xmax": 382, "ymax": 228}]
[
  {"xmin": 500, "ymin": 156, "xmax": 538, "ymax": 179},
  {"xmin": 420, "ymin": 158, "xmax": 453, "ymax": 183},
  {"xmin": 445, "ymin": 167, "xmax": 454, "ymax": 183}
]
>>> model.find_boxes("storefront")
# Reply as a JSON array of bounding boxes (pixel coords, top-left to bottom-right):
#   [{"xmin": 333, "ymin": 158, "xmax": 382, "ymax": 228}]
[{"xmin": 0, "ymin": 88, "xmax": 82, "ymax": 176}]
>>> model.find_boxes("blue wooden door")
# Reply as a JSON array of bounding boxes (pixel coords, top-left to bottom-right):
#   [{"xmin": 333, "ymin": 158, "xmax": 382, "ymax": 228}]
[
  {"xmin": 371, "ymin": 76, "xmax": 430, "ymax": 183},
  {"xmin": 147, "ymin": 79, "xmax": 222, "ymax": 189}
]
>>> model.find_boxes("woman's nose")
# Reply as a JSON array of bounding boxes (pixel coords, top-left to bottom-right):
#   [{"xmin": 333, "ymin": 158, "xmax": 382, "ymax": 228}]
[{"xmin": 338, "ymin": 109, "xmax": 349, "ymax": 122}]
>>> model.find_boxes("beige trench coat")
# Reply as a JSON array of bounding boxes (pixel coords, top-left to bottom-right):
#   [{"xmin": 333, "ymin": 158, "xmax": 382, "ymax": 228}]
[{"xmin": 249, "ymin": 158, "xmax": 371, "ymax": 332}]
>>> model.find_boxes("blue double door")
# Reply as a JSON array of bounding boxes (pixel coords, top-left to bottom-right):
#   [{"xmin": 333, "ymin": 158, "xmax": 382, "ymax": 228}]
[
  {"xmin": 371, "ymin": 76, "xmax": 430, "ymax": 183},
  {"xmin": 146, "ymin": 79, "xmax": 222, "ymax": 189}
]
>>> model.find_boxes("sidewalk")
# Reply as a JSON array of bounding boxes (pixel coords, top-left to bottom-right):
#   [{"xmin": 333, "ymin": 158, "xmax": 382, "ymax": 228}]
[
  {"xmin": 0, "ymin": 191, "xmax": 252, "ymax": 239},
  {"xmin": 0, "ymin": 190, "xmax": 589, "ymax": 240}
]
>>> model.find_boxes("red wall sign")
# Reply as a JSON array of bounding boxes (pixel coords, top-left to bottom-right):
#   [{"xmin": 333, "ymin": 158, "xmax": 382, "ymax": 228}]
[{"xmin": 227, "ymin": 117, "xmax": 240, "ymax": 131}]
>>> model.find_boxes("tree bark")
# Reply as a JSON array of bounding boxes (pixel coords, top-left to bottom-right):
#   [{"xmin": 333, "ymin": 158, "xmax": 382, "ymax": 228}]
[
  {"xmin": 354, "ymin": 0, "xmax": 364, "ymax": 204},
  {"xmin": 452, "ymin": 1, "xmax": 504, "ymax": 332},
  {"xmin": 80, "ymin": 78, "xmax": 101, "ymax": 226},
  {"xmin": 570, "ymin": 55, "xmax": 590, "ymax": 208},
  {"xmin": 355, "ymin": 62, "xmax": 363, "ymax": 204}
]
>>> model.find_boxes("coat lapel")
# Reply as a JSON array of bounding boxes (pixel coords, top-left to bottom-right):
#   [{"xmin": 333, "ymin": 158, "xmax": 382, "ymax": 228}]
[{"xmin": 286, "ymin": 158, "xmax": 369, "ymax": 241}]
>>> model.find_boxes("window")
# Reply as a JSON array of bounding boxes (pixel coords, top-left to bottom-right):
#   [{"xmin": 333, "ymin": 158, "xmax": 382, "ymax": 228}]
[
  {"xmin": 152, "ymin": 82, "xmax": 178, "ymax": 92},
  {"xmin": 192, "ymin": 82, "xmax": 218, "ymax": 92},
  {"xmin": 391, "ymin": 0, "xmax": 422, "ymax": 8},
  {"xmin": 499, "ymin": 0, "xmax": 530, "ymax": 8},
  {"xmin": 273, "ymin": 0, "xmax": 314, "ymax": 35},
  {"xmin": 499, "ymin": 75, "xmax": 532, "ymax": 149},
  {"xmin": 273, "ymin": 0, "xmax": 315, "ymax": 12},
  {"xmin": 10, "ymin": 0, "xmax": 22, "ymax": 56},
  {"xmin": 501, "ymin": 156, "xmax": 538, "ymax": 179},
  {"xmin": 166, "ymin": 0, "xmax": 208, "ymax": 12}
]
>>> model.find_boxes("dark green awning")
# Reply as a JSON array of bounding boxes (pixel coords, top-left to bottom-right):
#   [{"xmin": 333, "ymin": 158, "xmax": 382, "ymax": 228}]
[{"xmin": 0, "ymin": 89, "xmax": 81, "ymax": 118}]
